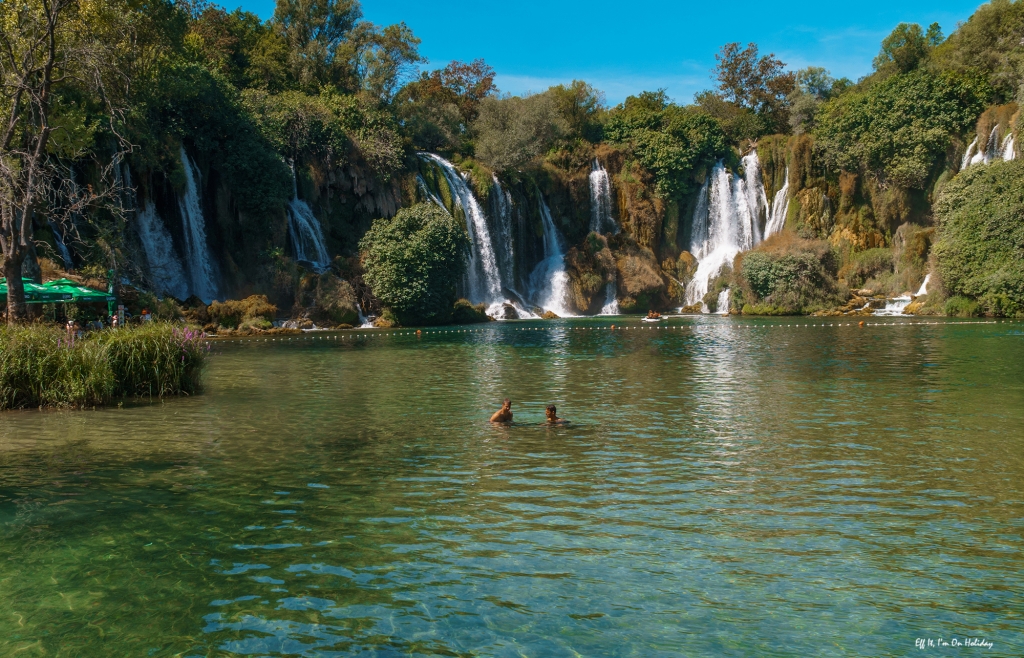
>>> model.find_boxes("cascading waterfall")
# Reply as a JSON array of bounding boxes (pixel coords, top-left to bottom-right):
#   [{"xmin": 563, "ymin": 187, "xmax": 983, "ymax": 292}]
[
  {"xmin": 177, "ymin": 146, "xmax": 218, "ymax": 303},
  {"xmin": 1002, "ymin": 134, "xmax": 1016, "ymax": 161},
  {"xmin": 420, "ymin": 154, "xmax": 509, "ymax": 315},
  {"xmin": 589, "ymin": 159, "xmax": 615, "ymax": 234},
  {"xmin": 716, "ymin": 288, "xmax": 731, "ymax": 315},
  {"xmin": 685, "ymin": 160, "xmax": 761, "ymax": 307},
  {"xmin": 287, "ymin": 164, "xmax": 330, "ymax": 271},
  {"xmin": 491, "ymin": 175, "xmax": 518, "ymax": 294},
  {"xmin": 961, "ymin": 126, "xmax": 1016, "ymax": 169},
  {"xmin": 764, "ymin": 167, "xmax": 790, "ymax": 239},
  {"xmin": 49, "ymin": 221, "xmax": 73, "ymax": 270},
  {"xmin": 915, "ymin": 273, "xmax": 931, "ymax": 296},
  {"xmin": 137, "ymin": 199, "xmax": 189, "ymax": 300},
  {"xmin": 599, "ymin": 280, "xmax": 620, "ymax": 315},
  {"xmin": 741, "ymin": 152, "xmax": 766, "ymax": 246},
  {"xmin": 529, "ymin": 197, "xmax": 574, "ymax": 316}
]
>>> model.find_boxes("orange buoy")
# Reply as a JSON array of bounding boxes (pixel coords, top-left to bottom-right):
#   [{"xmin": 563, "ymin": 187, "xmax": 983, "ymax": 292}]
[{"xmin": 858, "ymin": 321, "xmax": 864, "ymax": 327}]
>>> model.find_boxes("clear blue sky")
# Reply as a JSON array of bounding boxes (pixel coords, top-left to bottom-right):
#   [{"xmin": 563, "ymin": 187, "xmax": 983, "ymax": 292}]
[{"xmin": 235, "ymin": 0, "xmax": 983, "ymax": 104}]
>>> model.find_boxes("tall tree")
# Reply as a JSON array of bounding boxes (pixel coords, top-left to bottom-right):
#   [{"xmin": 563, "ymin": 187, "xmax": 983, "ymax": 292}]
[
  {"xmin": 712, "ymin": 42, "xmax": 795, "ymax": 136},
  {"xmin": 0, "ymin": 0, "xmax": 126, "ymax": 322}
]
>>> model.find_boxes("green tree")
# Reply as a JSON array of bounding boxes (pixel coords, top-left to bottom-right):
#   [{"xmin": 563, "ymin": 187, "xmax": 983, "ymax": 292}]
[
  {"xmin": 395, "ymin": 59, "xmax": 496, "ymax": 151},
  {"xmin": 472, "ymin": 92, "xmax": 566, "ymax": 172},
  {"xmin": 711, "ymin": 42, "xmax": 795, "ymax": 136},
  {"xmin": 605, "ymin": 92, "xmax": 728, "ymax": 199},
  {"xmin": 814, "ymin": 70, "xmax": 989, "ymax": 188},
  {"xmin": 360, "ymin": 203, "xmax": 470, "ymax": 325},
  {"xmin": 934, "ymin": 160, "xmax": 1024, "ymax": 316},
  {"xmin": 549, "ymin": 80, "xmax": 605, "ymax": 142},
  {"xmin": 873, "ymin": 23, "xmax": 932, "ymax": 74}
]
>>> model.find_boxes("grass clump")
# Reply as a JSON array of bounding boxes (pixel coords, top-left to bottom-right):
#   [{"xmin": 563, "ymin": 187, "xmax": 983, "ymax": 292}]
[{"xmin": 0, "ymin": 323, "xmax": 207, "ymax": 411}]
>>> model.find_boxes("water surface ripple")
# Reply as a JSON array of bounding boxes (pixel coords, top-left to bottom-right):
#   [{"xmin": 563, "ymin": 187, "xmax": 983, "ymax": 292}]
[{"xmin": 1, "ymin": 317, "xmax": 1022, "ymax": 656}]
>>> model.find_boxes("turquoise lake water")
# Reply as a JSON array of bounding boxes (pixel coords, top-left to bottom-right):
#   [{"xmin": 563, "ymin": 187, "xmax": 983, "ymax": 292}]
[{"xmin": 1, "ymin": 316, "xmax": 1022, "ymax": 656}]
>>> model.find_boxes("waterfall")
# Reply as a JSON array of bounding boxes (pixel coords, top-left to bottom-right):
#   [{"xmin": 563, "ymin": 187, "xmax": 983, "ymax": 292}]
[
  {"xmin": 491, "ymin": 175, "xmax": 518, "ymax": 293},
  {"xmin": 764, "ymin": 167, "xmax": 790, "ymax": 239},
  {"xmin": 529, "ymin": 197, "xmax": 574, "ymax": 316},
  {"xmin": 960, "ymin": 138, "xmax": 978, "ymax": 170},
  {"xmin": 287, "ymin": 165, "xmax": 330, "ymax": 272},
  {"xmin": 962, "ymin": 126, "xmax": 1015, "ymax": 170},
  {"xmin": 49, "ymin": 221, "xmax": 73, "ymax": 270},
  {"xmin": 684, "ymin": 160, "xmax": 761, "ymax": 306},
  {"xmin": 1002, "ymin": 134, "xmax": 1016, "ymax": 161},
  {"xmin": 137, "ymin": 199, "xmax": 189, "ymax": 300},
  {"xmin": 716, "ymin": 288, "xmax": 731, "ymax": 315},
  {"xmin": 915, "ymin": 273, "xmax": 931, "ymax": 297},
  {"xmin": 875, "ymin": 295, "xmax": 912, "ymax": 316},
  {"xmin": 420, "ymin": 154, "xmax": 504, "ymax": 309},
  {"xmin": 177, "ymin": 146, "xmax": 218, "ymax": 303},
  {"xmin": 599, "ymin": 279, "xmax": 619, "ymax": 315},
  {"xmin": 741, "ymin": 152, "xmax": 766, "ymax": 245},
  {"xmin": 589, "ymin": 159, "xmax": 615, "ymax": 234}
]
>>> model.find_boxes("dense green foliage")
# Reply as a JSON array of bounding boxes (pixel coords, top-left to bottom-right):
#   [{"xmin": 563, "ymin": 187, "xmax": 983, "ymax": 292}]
[
  {"xmin": 605, "ymin": 91, "xmax": 728, "ymax": 199},
  {"xmin": 934, "ymin": 160, "xmax": 1024, "ymax": 316},
  {"xmin": 360, "ymin": 203, "xmax": 470, "ymax": 325},
  {"xmin": 814, "ymin": 70, "xmax": 989, "ymax": 188},
  {"xmin": 737, "ymin": 235, "xmax": 846, "ymax": 314},
  {"xmin": 0, "ymin": 323, "xmax": 206, "ymax": 409}
]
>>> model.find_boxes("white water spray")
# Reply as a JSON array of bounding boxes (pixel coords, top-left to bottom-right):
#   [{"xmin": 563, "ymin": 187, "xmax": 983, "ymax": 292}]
[
  {"xmin": 421, "ymin": 154, "xmax": 503, "ymax": 309},
  {"xmin": 716, "ymin": 288, "xmax": 731, "ymax": 315},
  {"xmin": 915, "ymin": 273, "xmax": 931, "ymax": 297},
  {"xmin": 177, "ymin": 147, "xmax": 218, "ymax": 302},
  {"xmin": 685, "ymin": 160, "xmax": 762, "ymax": 306},
  {"xmin": 137, "ymin": 199, "xmax": 189, "ymax": 300},
  {"xmin": 589, "ymin": 159, "xmax": 615, "ymax": 234},
  {"xmin": 764, "ymin": 167, "xmax": 790, "ymax": 239},
  {"xmin": 599, "ymin": 279, "xmax": 619, "ymax": 315},
  {"xmin": 287, "ymin": 164, "xmax": 330, "ymax": 271},
  {"xmin": 529, "ymin": 197, "xmax": 574, "ymax": 317}
]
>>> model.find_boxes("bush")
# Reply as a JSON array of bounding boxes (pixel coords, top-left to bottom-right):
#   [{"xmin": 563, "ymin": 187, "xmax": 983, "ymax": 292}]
[
  {"xmin": 360, "ymin": 203, "xmax": 470, "ymax": 326},
  {"xmin": 839, "ymin": 248, "xmax": 893, "ymax": 289},
  {"xmin": 737, "ymin": 232, "xmax": 846, "ymax": 314},
  {"xmin": 944, "ymin": 295, "xmax": 980, "ymax": 317},
  {"xmin": 208, "ymin": 295, "xmax": 277, "ymax": 329},
  {"xmin": 934, "ymin": 160, "xmax": 1024, "ymax": 316},
  {"xmin": 0, "ymin": 323, "xmax": 207, "ymax": 410}
]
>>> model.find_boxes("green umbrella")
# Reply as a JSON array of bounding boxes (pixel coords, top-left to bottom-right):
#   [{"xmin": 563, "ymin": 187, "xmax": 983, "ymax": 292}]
[
  {"xmin": 0, "ymin": 278, "xmax": 74, "ymax": 303},
  {"xmin": 40, "ymin": 278, "xmax": 115, "ymax": 303}
]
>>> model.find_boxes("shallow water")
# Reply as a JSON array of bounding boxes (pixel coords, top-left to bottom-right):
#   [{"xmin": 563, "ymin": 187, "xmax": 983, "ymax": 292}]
[{"xmin": 2, "ymin": 317, "xmax": 1023, "ymax": 656}]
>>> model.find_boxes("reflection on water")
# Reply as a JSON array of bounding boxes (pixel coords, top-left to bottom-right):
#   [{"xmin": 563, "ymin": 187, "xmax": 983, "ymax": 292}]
[{"xmin": 1, "ymin": 317, "xmax": 1023, "ymax": 656}]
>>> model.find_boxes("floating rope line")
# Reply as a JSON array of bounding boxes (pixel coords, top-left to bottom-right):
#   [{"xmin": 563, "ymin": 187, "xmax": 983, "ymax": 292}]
[{"xmin": 203, "ymin": 319, "xmax": 1017, "ymax": 345}]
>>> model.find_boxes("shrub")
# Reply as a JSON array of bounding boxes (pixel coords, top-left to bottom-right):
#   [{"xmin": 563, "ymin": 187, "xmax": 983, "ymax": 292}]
[
  {"xmin": 0, "ymin": 323, "xmax": 207, "ymax": 410},
  {"xmin": 360, "ymin": 203, "xmax": 470, "ymax": 326},
  {"xmin": 737, "ymin": 232, "xmax": 845, "ymax": 314},
  {"xmin": 944, "ymin": 295, "xmax": 980, "ymax": 317},
  {"xmin": 839, "ymin": 248, "xmax": 893, "ymax": 289},
  {"xmin": 208, "ymin": 295, "xmax": 277, "ymax": 329},
  {"xmin": 934, "ymin": 160, "xmax": 1024, "ymax": 316}
]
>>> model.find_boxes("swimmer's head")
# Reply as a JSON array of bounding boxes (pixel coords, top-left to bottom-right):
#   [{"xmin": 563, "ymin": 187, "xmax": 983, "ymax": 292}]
[
  {"xmin": 546, "ymin": 405, "xmax": 556, "ymax": 419},
  {"xmin": 504, "ymin": 398, "xmax": 511, "ymax": 408}
]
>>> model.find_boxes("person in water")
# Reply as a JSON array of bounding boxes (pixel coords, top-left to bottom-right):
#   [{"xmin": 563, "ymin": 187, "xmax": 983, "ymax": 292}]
[
  {"xmin": 545, "ymin": 405, "xmax": 568, "ymax": 425},
  {"xmin": 490, "ymin": 398, "xmax": 513, "ymax": 423}
]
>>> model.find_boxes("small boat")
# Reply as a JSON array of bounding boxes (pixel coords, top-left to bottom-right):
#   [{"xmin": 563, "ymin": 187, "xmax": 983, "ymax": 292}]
[
  {"xmin": 643, "ymin": 310, "xmax": 662, "ymax": 322},
  {"xmin": 642, "ymin": 316, "xmax": 662, "ymax": 323}
]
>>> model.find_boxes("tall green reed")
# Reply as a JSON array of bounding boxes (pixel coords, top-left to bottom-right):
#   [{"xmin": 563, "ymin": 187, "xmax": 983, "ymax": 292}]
[{"xmin": 0, "ymin": 323, "xmax": 208, "ymax": 410}]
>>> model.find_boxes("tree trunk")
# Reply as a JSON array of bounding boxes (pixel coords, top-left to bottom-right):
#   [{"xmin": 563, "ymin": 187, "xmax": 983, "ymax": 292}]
[{"xmin": 4, "ymin": 254, "xmax": 27, "ymax": 323}]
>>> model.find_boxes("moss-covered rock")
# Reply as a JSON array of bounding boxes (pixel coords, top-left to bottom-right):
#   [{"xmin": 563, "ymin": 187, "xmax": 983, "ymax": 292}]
[
  {"xmin": 452, "ymin": 299, "xmax": 491, "ymax": 324},
  {"xmin": 612, "ymin": 236, "xmax": 667, "ymax": 312}
]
